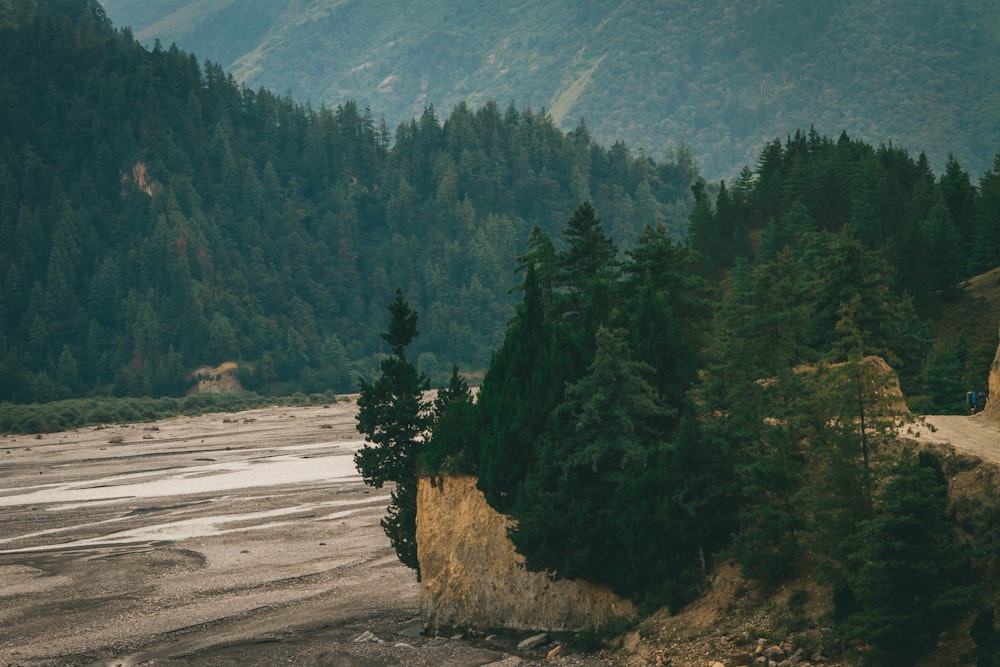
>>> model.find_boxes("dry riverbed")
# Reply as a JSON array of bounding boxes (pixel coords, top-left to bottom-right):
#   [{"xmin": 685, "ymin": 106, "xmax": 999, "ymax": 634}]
[
  {"xmin": 0, "ymin": 399, "xmax": 597, "ymax": 666},
  {"xmin": 3, "ymin": 398, "xmax": 998, "ymax": 667}
]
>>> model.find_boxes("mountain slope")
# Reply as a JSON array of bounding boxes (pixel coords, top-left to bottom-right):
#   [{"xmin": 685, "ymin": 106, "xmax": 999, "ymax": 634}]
[
  {"xmin": 0, "ymin": 0, "xmax": 698, "ymax": 402},
  {"xmin": 99, "ymin": 0, "xmax": 1000, "ymax": 180}
]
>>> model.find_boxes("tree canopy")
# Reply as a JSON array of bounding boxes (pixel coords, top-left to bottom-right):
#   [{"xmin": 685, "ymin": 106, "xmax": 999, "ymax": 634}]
[{"xmin": 0, "ymin": 0, "xmax": 698, "ymax": 402}]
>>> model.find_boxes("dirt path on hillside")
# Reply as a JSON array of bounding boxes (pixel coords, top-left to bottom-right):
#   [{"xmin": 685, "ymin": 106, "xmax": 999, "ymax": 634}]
[
  {"xmin": 918, "ymin": 413, "xmax": 1000, "ymax": 463},
  {"xmin": 0, "ymin": 400, "xmax": 592, "ymax": 667}
]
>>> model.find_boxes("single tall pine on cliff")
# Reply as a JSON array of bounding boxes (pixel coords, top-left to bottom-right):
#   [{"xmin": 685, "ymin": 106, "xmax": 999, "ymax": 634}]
[{"xmin": 355, "ymin": 288, "xmax": 431, "ymax": 576}]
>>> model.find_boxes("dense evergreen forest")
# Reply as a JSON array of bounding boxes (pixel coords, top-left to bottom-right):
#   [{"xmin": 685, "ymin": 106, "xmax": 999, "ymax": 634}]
[
  {"xmin": 0, "ymin": 0, "xmax": 697, "ymax": 402},
  {"xmin": 3, "ymin": 0, "xmax": 997, "ymax": 408},
  {"xmin": 370, "ymin": 141, "xmax": 1000, "ymax": 660}
]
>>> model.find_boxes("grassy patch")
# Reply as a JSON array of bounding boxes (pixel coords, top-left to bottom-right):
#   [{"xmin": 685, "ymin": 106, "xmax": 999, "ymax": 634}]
[{"xmin": 0, "ymin": 391, "xmax": 343, "ymax": 435}]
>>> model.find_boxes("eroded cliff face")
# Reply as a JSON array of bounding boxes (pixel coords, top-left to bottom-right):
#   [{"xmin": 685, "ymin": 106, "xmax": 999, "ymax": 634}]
[
  {"xmin": 188, "ymin": 361, "xmax": 244, "ymax": 394},
  {"xmin": 986, "ymin": 327, "xmax": 1000, "ymax": 422},
  {"xmin": 416, "ymin": 475, "xmax": 635, "ymax": 633}
]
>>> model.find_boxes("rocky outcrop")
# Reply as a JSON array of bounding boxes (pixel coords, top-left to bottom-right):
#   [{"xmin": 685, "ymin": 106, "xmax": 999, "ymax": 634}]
[
  {"xmin": 122, "ymin": 160, "xmax": 157, "ymax": 196},
  {"xmin": 188, "ymin": 361, "xmax": 244, "ymax": 394},
  {"xmin": 416, "ymin": 475, "xmax": 635, "ymax": 634},
  {"xmin": 985, "ymin": 326, "xmax": 1000, "ymax": 422}
]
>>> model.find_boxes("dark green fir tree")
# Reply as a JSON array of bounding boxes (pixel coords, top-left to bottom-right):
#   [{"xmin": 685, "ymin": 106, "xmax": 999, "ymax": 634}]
[{"xmin": 354, "ymin": 288, "xmax": 431, "ymax": 575}]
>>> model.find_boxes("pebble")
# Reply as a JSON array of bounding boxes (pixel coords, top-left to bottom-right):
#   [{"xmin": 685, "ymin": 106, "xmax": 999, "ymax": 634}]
[{"xmin": 517, "ymin": 632, "xmax": 549, "ymax": 651}]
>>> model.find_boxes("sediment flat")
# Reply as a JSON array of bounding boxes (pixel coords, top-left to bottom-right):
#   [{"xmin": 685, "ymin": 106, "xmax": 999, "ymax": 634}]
[{"xmin": 0, "ymin": 400, "xmax": 518, "ymax": 666}]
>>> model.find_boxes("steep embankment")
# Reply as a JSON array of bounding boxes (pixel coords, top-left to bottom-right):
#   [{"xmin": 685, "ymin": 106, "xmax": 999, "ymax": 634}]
[{"xmin": 416, "ymin": 475, "xmax": 635, "ymax": 634}]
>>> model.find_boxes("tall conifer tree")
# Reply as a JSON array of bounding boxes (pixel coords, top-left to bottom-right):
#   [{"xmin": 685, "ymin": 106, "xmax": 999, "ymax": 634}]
[{"xmin": 355, "ymin": 288, "xmax": 430, "ymax": 575}]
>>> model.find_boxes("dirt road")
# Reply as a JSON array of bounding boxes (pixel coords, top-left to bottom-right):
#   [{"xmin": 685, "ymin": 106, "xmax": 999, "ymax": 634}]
[
  {"xmin": 0, "ymin": 400, "xmax": 566, "ymax": 666},
  {"xmin": 918, "ymin": 413, "xmax": 1000, "ymax": 463}
]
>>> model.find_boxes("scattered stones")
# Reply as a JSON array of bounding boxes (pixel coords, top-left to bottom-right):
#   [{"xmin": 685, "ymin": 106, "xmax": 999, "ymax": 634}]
[
  {"xmin": 516, "ymin": 632, "xmax": 549, "ymax": 651},
  {"xmin": 108, "ymin": 436, "xmax": 124, "ymax": 443},
  {"xmin": 763, "ymin": 644, "xmax": 786, "ymax": 660}
]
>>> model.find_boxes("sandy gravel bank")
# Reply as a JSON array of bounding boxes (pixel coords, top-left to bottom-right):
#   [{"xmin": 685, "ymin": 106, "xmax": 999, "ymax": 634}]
[{"xmin": 0, "ymin": 400, "xmax": 603, "ymax": 666}]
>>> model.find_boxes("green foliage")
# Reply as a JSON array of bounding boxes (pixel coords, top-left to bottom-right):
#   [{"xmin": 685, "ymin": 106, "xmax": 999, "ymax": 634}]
[
  {"xmin": 420, "ymin": 131, "xmax": 989, "ymax": 659},
  {"xmin": 421, "ymin": 366, "xmax": 476, "ymax": 474},
  {"xmin": 838, "ymin": 450, "xmax": 974, "ymax": 666},
  {"xmin": 0, "ymin": 391, "xmax": 315, "ymax": 434},
  {"xmin": 381, "ymin": 288, "xmax": 419, "ymax": 358},
  {"xmin": 0, "ymin": 1, "xmax": 698, "ymax": 403},
  {"xmin": 683, "ymin": 133, "xmax": 987, "ymax": 660},
  {"xmin": 430, "ymin": 204, "xmax": 726, "ymax": 608},
  {"xmin": 354, "ymin": 290, "xmax": 430, "ymax": 574},
  {"xmin": 694, "ymin": 129, "xmax": 995, "ymax": 410},
  {"xmin": 972, "ymin": 608, "xmax": 1000, "ymax": 667},
  {"xmin": 7, "ymin": 4, "xmax": 1000, "ymax": 656},
  {"xmin": 474, "ymin": 262, "xmax": 569, "ymax": 513},
  {"xmin": 509, "ymin": 326, "xmax": 675, "ymax": 598}
]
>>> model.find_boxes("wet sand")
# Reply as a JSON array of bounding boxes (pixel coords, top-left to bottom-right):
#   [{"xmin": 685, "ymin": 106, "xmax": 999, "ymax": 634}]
[{"xmin": 0, "ymin": 400, "xmax": 517, "ymax": 666}]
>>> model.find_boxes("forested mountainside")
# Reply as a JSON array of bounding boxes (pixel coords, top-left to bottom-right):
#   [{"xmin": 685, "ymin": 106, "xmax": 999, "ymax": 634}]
[
  {"xmin": 1, "ymin": 0, "xmax": 998, "ymax": 408},
  {"xmin": 0, "ymin": 0, "xmax": 698, "ymax": 402},
  {"xmin": 97, "ymin": 0, "xmax": 1000, "ymax": 180}
]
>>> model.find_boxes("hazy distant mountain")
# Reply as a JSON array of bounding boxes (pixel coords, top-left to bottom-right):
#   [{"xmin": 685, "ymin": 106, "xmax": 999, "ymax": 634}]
[{"xmin": 98, "ymin": 1, "xmax": 999, "ymax": 180}]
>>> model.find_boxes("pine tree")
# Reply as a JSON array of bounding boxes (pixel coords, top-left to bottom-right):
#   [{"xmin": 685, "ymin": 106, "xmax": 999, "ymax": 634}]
[
  {"xmin": 841, "ymin": 450, "xmax": 973, "ymax": 665},
  {"xmin": 704, "ymin": 256, "xmax": 811, "ymax": 582},
  {"xmin": 354, "ymin": 289, "xmax": 431, "ymax": 575},
  {"xmin": 803, "ymin": 297, "xmax": 915, "ymax": 570},
  {"xmin": 510, "ymin": 326, "xmax": 673, "ymax": 598},
  {"xmin": 422, "ymin": 366, "xmax": 476, "ymax": 473},
  {"xmin": 939, "ymin": 154, "xmax": 977, "ymax": 274},
  {"xmin": 555, "ymin": 201, "xmax": 619, "ymax": 312},
  {"xmin": 971, "ymin": 153, "xmax": 1000, "ymax": 273},
  {"xmin": 476, "ymin": 264, "xmax": 563, "ymax": 512}
]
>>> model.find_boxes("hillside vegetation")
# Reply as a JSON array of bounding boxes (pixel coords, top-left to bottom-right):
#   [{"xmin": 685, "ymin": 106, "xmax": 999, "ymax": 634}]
[
  {"xmin": 2, "ymin": 0, "xmax": 998, "ymax": 412},
  {"xmin": 365, "ymin": 171, "xmax": 1000, "ymax": 665},
  {"xmin": 0, "ymin": 0, "xmax": 697, "ymax": 402},
  {"xmin": 98, "ymin": 0, "xmax": 1000, "ymax": 180}
]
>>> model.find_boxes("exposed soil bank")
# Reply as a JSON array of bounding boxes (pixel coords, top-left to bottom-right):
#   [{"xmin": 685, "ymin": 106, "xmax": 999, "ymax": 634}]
[{"xmin": 418, "ymin": 475, "xmax": 634, "ymax": 634}]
